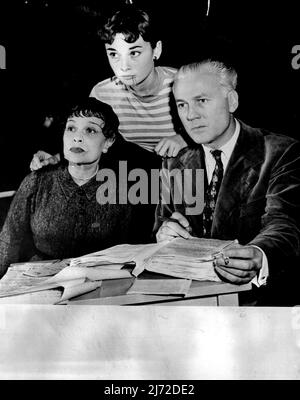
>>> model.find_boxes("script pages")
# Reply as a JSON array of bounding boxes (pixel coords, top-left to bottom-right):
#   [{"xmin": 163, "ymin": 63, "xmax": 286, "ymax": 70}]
[
  {"xmin": 0, "ymin": 237, "xmax": 235, "ymax": 303},
  {"xmin": 132, "ymin": 237, "xmax": 236, "ymax": 282}
]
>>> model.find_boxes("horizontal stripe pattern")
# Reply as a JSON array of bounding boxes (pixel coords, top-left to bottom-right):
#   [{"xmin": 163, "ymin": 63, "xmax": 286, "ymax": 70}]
[{"xmin": 90, "ymin": 66, "xmax": 178, "ymax": 152}]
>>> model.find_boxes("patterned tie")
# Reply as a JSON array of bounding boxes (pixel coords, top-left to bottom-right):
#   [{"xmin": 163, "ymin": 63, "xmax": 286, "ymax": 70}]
[{"xmin": 203, "ymin": 150, "xmax": 224, "ymax": 237}]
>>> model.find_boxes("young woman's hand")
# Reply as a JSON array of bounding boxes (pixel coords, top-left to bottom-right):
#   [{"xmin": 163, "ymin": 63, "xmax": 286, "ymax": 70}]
[
  {"xmin": 30, "ymin": 151, "xmax": 60, "ymax": 171},
  {"xmin": 155, "ymin": 134, "xmax": 187, "ymax": 158}
]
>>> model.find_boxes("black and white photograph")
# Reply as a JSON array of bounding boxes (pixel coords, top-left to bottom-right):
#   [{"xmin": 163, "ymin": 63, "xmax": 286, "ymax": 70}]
[{"xmin": 0, "ymin": 0, "xmax": 300, "ymax": 381}]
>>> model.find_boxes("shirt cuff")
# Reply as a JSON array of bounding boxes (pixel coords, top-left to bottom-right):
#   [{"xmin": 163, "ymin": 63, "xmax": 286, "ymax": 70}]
[{"xmin": 250, "ymin": 245, "xmax": 269, "ymax": 287}]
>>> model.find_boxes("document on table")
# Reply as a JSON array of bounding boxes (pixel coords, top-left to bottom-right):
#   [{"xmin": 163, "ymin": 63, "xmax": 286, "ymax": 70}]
[
  {"xmin": 150, "ymin": 237, "xmax": 235, "ymax": 261},
  {"xmin": 64, "ymin": 237, "xmax": 235, "ymax": 282},
  {"xmin": 0, "ymin": 237, "xmax": 235, "ymax": 303},
  {"xmin": 141, "ymin": 259, "xmax": 219, "ymax": 281},
  {"xmin": 0, "ymin": 261, "xmax": 65, "ymax": 298},
  {"xmin": 132, "ymin": 237, "xmax": 236, "ymax": 281},
  {"xmin": 0, "ymin": 289, "xmax": 62, "ymax": 304},
  {"xmin": 0, "ymin": 262, "xmax": 132, "ymax": 303},
  {"xmin": 22, "ymin": 260, "xmax": 68, "ymax": 277},
  {"xmin": 127, "ymin": 278, "xmax": 192, "ymax": 296},
  {"xmin": 69, "ymin": 241, "xmax": 168, "ymax": 268}
]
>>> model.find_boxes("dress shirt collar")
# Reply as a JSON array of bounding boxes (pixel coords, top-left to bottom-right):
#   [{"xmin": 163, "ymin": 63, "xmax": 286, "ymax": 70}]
[
  {"xmin": 202, "ymin": 119, "xmax": 240, "ymax": 159},
  {"xmin": 219, "ymin": 118, "xmax": 240, "ymax": 161},
  {"xmin": 58, "ymin": 166, "xmax": 98, "ymax": 201},
  {"xmin": 202, "ymin": 119, "xmax": 240, "ymax": 174}
]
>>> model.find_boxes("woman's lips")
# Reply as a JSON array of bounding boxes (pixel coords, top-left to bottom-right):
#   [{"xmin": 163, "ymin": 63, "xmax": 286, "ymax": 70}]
[
  {"xmin": 70, "ymin": 147, "xmax": 85, "ymax": 153},
  {"xmin": 120, "ymin": 75, "xmax": 135, "ymax": 80}
]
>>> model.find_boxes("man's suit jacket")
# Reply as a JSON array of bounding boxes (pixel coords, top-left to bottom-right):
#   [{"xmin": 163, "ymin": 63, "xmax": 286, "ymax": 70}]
[{"xmin": 154, "ymin": 120, "xmax": 300, "ymax": 305}]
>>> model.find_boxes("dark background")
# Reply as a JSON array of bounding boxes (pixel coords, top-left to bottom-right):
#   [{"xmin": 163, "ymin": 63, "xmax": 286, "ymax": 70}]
[{"xmin": 0, "ymin": 0, "xmax": 299, "ymax": 190}]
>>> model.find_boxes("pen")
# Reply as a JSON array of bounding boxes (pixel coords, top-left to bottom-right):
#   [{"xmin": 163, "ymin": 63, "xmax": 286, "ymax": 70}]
[{"xmin": 211, "ymin": 239, "xmax": 239, "ymax": 258}]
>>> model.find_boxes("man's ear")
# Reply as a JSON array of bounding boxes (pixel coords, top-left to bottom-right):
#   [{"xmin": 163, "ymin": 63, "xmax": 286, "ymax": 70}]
[
  {"xmin": 228, "ymin": 90, "xmax": 239, "ymax": 113},
  {"xmin": 153, "ymin": 40, "xmax": 162, "ymax": 60}
]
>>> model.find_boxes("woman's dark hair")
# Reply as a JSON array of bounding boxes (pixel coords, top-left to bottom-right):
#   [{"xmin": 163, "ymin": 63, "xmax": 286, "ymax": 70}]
[
  {"xmin": 98, "ymin": 6, "xmax": 160, "ymax": 48},
  {"xmin": 66, "ymin": 97, "xmax": 119, "ymax": 140}
]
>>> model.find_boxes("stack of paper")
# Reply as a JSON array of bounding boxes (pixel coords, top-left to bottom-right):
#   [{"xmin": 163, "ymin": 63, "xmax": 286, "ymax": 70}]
[
  {"xmin": 0, "ymin": 261, "xmax": 132, "ymax": 304},
  {"xmin": 69, "ymin": 241, "xmax": 168, "ymax": 270},
  {"xmin": 70, "ymin": 237, "xmax": 234, "ymax": 282},
  {"xmin": 0, "ymin": 237, "xmax": 235, "ymax": 303},
  {"xmin": 127, "ymin": 278, "xmax": 192, "ymax": 296}
]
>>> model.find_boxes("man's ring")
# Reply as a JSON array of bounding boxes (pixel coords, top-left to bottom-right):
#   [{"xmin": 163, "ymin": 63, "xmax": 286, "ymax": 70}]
[{"xmin": 224, "ymin": 256, "xmax": 230, "ymax": 266}]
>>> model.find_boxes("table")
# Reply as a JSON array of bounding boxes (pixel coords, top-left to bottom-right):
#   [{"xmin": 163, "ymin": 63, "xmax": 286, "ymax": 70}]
[{"xmin": 67, "ymin": 274, "xmax": 252, "ymax": 306}]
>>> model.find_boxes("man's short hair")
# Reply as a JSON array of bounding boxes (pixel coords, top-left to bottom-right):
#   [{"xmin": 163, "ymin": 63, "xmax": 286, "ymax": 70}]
[
  {"xmin": 98, "ymin": 5, "xmax": 160, "ymax": 48},
  {"xmin": 174, "ymin": 60, "xmax": 238, "ymax": 93}
]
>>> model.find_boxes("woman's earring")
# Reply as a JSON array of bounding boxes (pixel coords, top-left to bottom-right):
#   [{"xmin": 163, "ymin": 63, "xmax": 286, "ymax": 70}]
[{"xmin": 102, "ymin": 148, "xmax": 108, "ymax": 153}]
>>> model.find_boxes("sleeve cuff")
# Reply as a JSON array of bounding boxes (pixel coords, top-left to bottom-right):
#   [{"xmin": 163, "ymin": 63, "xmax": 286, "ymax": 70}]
[{"xmin": 250, "ymin": 245, "xmax": 269, "ymax": 287}]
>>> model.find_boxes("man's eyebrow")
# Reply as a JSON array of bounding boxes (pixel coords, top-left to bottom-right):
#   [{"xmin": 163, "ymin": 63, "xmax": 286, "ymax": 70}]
[
  {"xmin": 175, "ymin": 93, "xmax": 209, "ymax": 103},
  {"xmin": 194, "ymin": 93, "xmax": 208, "ymax": 99}
]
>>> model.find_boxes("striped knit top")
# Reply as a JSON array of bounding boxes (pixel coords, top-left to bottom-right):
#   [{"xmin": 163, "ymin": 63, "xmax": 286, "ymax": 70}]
[{"xmin": 90, "ymin": 66, "xmax": 178, "ymax": 152}]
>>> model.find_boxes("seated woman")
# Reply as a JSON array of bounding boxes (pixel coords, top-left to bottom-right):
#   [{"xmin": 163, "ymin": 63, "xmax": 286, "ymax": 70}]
[{"xmin": 0, "ymin": 98, "xmax": 156, "ymax": 278}]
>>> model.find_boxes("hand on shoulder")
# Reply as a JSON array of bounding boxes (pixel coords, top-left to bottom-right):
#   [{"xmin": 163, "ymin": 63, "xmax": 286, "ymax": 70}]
[
  {"xmin": 155, "ymin": 135, "xmax": 187, "ymax": 158},
  {"xmin": 29, "ymin": 151, "xmax": 60, "ymax": 171}
]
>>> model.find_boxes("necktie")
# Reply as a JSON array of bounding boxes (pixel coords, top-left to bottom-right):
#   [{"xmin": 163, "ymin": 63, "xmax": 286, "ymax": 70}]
[{"xmin": 203, "ymin": 150, "xmax": 224, "ymax": 237}]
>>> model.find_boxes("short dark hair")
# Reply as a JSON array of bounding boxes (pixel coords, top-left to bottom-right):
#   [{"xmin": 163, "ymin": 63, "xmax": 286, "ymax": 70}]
[
  {"xmin": 98, "ymin": 6, "xmax": 160, "ymax": 48},
  {"xmin": 66, "ymin": 98, "xmax": 119, "ymax": 140}
]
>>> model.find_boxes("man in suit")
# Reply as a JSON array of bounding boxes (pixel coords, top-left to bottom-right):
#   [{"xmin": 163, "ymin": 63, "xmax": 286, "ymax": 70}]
[{"xmin": 154, "ymin": 60, "xmax": 300, "ymax": 305}]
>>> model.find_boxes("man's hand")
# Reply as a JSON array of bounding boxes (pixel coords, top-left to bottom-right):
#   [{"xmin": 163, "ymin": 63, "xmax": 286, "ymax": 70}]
[
  {"xmin": 156, "ymin": 212, "xmax": 192, "ymax": 242},
  {"xmin": 155, "ymin": 134, "xmax": 187, "ymax": 158},
  {"xmin": 214, "ymin": 244, "xmax": 263, "ymax": 284},
  {"xmin": 30, "ymin": 151, "xmax": 60, "ymax": 171}
]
